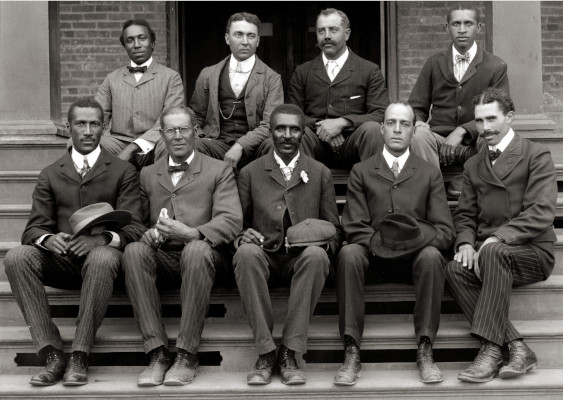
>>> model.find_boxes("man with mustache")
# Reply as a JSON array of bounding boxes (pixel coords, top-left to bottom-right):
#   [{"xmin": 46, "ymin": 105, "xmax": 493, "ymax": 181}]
[
  {"xmin": 233, "ymin": 104, "xmax": 342, "ymax": 385},
  {"xmin": 445, "ymin": 88, "xmax": 556, "ymax": 383},
  {"xmin": 408, "ymin": 5, "xmax": 509, "ymax": 198},
  {"xmin": 276, "ymin": 8, "xmax": 389, "ymax": 168},
  {"xmin": 189, "ymin": 12, "xmax": 283, "ymax": 169}
]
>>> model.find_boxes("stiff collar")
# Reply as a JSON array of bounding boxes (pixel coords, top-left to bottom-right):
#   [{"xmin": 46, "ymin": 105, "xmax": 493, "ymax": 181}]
[
  {"xmin": 273, "ymin": 150, "xmax": 300, "ymax": 169},
  {"xmin": 452, "ymin": 42, "xmax": 477, "ymax": 65},
  {"xmin": 489, "ymin": 128, "xmax": 515, "ymax": 152},
  {"xmin": 168, "ymin": 151, "xmax": 195, "ymax": 167},
  {"xmin": 322, "ymin": 47, "xmax": 349, "ymax": 67},
  {"xmin": 229, "ymin": 54, "xmax": 256, "ymax": 73},
  {"xmin": 382, "ymin": 146, "xmax": 410, "ymax": 170},
  {"xmin": 130, "ymin": 56, "xmax": 153, "ymax": 69},
  {"xmin": 71, "ymin": 146, "xmax": 101, "ymax": 169}
]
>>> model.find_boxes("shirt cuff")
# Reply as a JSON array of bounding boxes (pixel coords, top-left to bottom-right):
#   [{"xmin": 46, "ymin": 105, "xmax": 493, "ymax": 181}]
[
  {"xmin": 104, "ymin": 231, "xmax": 121, "ymax": 248},
  {"xmin": 133, "ymin": 138, "xmax": 155, "ymax": 155},
  {"xmin": 34, "ymin": 234, "xmax": 54, "ymax": 250}
]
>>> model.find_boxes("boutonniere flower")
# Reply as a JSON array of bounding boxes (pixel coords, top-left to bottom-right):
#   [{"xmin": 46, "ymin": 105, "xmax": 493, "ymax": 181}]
[{"xmin": 300, "ymin": 170, "xmax": 309, "ymax": 183}]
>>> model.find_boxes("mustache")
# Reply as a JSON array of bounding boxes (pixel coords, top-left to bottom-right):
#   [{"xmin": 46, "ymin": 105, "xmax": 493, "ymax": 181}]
[
  {"xmin": 318, "ymin": 40, "xmax": 335, "ymax": 47},
  {"xmin": 479, "ymin": 129, "xmax": 500, "ymax": 137}
]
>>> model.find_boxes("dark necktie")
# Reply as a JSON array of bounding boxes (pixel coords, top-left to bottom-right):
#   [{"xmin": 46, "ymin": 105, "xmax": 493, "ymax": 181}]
[
  {"xmin": 168, "ymin": 162, "xmax": 189, "ymax": 173},
  {"xmin": 128, "ymin": 66, "xmax": 147, "ymax": 74},
  {"xmin": 489, "ymin": 149, "xmax": 502, "ymax": 161},
  {"xmin": 80, "ymin": 157, "xmax": 90, "ymax": 179}
]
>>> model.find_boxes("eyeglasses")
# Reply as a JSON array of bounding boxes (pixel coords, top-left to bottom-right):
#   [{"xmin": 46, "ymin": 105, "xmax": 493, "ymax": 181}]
[{"xmin": 162, "ymin": 126, "xmax": 192, "ymax": 136}]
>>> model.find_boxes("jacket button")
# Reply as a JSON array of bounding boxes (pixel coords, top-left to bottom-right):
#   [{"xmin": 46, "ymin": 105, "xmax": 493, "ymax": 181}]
[
  {"xmin": 275, "ymin": 226, "xmax": 281, "ymax": 231},
  {"xmin": 328, "ymin": 104, "xmax": 333, "ymax": 108},
  {"xmin": 171, "ymin": 194, "xmax": 176, "ymax": 198},
  {"xmin": 276, "ymin": 206, "xmax": 282, "ymax": 211},
  {"xmin": 393, "ymin": 185, "xmax": 398, "ymax": 189},
  {"xmin": 457, "ymin": 106, "xmax": 462, "ymax": 110},
  {"xmin": 387, "ymin": 208, "xmax": 393, "ymax": 213}
]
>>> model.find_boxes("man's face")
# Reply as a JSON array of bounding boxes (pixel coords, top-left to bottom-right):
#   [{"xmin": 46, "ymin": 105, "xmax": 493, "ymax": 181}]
[
  {"xmin": 225, "ymin": 20, "xmax": 260, "ymax": 62},
  {"xmin": 447, "ymin": 9, "xmax": 481, "ymax": 53},
  {"xmin": 67, "ymin": 107, "xmax": 104, "ymax": 156},
  {"xmin": 474, "ymin": 101, "xmax": 513, "ymax": 147},
  {"xmin": 122, "ymin": 24, "xmax": 154, "ymax": 65},
  {"xmin": 316, "ymin": 13, "xmax": 350, "ymax": 60},
  {"xmin": 271, "ymin": 113, "xmax": 303, "ymax": 162},
  {"xmin": 160, "ymin": 112, "xmax": 196, "ymax": 163},
  {"xmin": 380, "ymin": 104, "xmax": 415, "ymax": 157}
]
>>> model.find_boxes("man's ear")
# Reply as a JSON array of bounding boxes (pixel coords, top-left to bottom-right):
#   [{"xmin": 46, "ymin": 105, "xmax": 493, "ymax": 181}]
[{"xmin": 225, "ymin": 33, "xmax": 230, "ymax": 45}]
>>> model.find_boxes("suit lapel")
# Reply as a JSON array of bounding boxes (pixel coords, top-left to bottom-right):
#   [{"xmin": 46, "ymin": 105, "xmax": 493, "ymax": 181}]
[
  {"xmin": 477, "ymin": 148, "xmax": 505, "ymax": 188},
  {"xmin": 286, "ymin": 155, "xmax": 310, "ymax": 191},
  {"xmin": 136, "ymin": 62, "xmax": 158, "ymax": 86},
  {"xmin": 82, "ymin": 150, "xmax": 109, "ymax": 184},
  {"xmin": 173, "ymin": 152, "xmax": 202, "ymax": 192},
  {"xmin": 59, "ymin": 151, "xmax": 82, "ymax": 184},
  {"xmin": 156, "ymin": 158, "xmax": 175, "ymax": 193},
  {"xmin": 438, "ymin": 47, "xmax": 457, "ymax": 83},
  {"xmin": 492, "ymin": 133, "xmax": 523, "ymax": 180},
  {"xmin": 312, "ymin": 55, "xmax": 332, "ymax": 85},
  {"xmin": 245, "ymin": 57, "xmax": 264, "ymax": 95},
  {"xmin": 460, "ymin": 45, "xmax": 483, "ymax": 85},
  {"xmin": 394, "ymin": 154, "xmax": 416, "ymax": 185},
  {"xmin": 265, "ymin": 152, "xmax": 290, "ymax": 188},
  {"xmin": 121, "ymin": 66, "xmax": 137, "ymax": 88},
  {"xmin": 373, "ymin": 152, "xmax": 395, "ymax": 183},
  {"xmin": 330, "ymin": 50, "xmax": 354, "ymax": 86},
  {"xmin": 210, "ymin": 57, "xmax": 228, "ymax": 127}
]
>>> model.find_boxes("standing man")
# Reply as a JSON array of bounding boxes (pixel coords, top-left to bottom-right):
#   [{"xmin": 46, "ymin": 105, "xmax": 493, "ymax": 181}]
[
  {"xmin": 189, "ymin": 12, "xmax": 283, "ymax": 169},
  {"xmin": 446, "ymin": 88, "xmax": 556, "ymax": 383},
  {"xmin": 233, "ymin": 104, "xmax": 342, "ymax": 386},
  {"xmin": 95, "ymin": 18, "xmax": 185, "ymax": 167},
  {"xmin": 121, "ymin": 106, "xmax": 242, "ymax": 387},
  {"xmin": 334, "ymin": 103, "xmax": 454, "ymax": 386},
  {"xmin": 408, "ymin": 4, "xmax": 509, "ymax": 197},
  {"xmin": 5, "ymin": 98, "xmax": 144, "ymax": 386},
  {"xmin": 286, "ymin": 8, "xmax": 389, "ymax": 168}
]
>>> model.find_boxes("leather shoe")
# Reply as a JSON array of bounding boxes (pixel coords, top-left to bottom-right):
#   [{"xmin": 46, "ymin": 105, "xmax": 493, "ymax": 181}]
[
  {"xmin": 334, "ymin": 335, "xmax": 361, "ymax": 386},
  {"xmin": 499, "ymin": 340, "xmax": 538, "ymax": 379},
  {"xmin": 30, "ymin": 346, "xmax": 66, "ymax": 386},
  {"xmin": 416, "ymin": 337, "xmax": 443, "ymax": 384},
  {"xmin": 63, "ymin": 351, "xmax": 88, "ymax": 386},
  {"xmin": 247, "ymin": 350, "xmax": 276, "ymax": 385},
  {"xmin": 278, "ymin": 345, "xmax": 306, "ymax": 385},
  {"xmin": 137, "ymin": 346, "xmax": 171, "ymax": 387},
  {"xmin": 458, "ymin": 340, "xmax": 503, "ymax": 383},
  {"xmin": 163, "ymin": 349, "xmax": 199, "ymax": 385}
]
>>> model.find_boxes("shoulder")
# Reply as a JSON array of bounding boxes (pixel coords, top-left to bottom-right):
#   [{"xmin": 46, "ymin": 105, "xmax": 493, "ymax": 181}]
[
  {"xmin": 294, "ymin": 59, "xmax": 316, "ymax": 75},
  {"xmin": 240, "ymin": 154, "xmax": 266, "ymax": 175},
  {"xmin": 255, "ymin": 57, "xmax": 281, "ymax": 78},
  {"xmin": 480, "ymin": 49, "xmax": 507, "ymax": 68},
  {"xmin": 104, "ymin": 66, "xmax": 127, "ymax": 81},
  {"xmin": 198, "ymin": 58, "xmax": 227, "ymax": 77},
  {"xmin": 350, "ymin": 51, "xmax": 380, "ymax": 71},
  {"xmin": 520, "ymin": 135, "xmax": 551, "ymax": 159}
]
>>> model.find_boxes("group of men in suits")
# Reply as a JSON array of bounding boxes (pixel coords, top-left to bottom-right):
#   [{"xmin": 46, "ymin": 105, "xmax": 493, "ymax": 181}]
[{"xmin": 4, "ymin": 2, "xmax": 557, "ymax": 391}]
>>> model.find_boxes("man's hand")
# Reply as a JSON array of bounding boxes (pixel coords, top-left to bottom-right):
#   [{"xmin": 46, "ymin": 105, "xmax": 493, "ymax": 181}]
[
  {"xmin": 140, "ymin": 228, "xmax": 164, "ymax": 249},
  {"xmin": 316, "ymin": 118, "xmax": 351, "ymax": 142},
  {"xmin": 44, "ymin": 232, "xmax": 72, "ymax": 255},
  {"xmin": 439, "ymin": 127, "xmax": 466, "ymax": 166},
  {"xmin": 329, "ymin": 133, "xmax": 345, "ymax": 154},
  {"xmin": 454, "ymin": 243, "xmax": 477, "ymax": 270},
  {"xmin": 224, "ymin": 143, "xmax": 244, "ymax": 169},
  {"xmin": 118, "ymin": 143, "xmax": 141, "ymax": 162},
  {"xmin": 239, "ymin": 228, "xmax": 265, "ymax": 247},
  {"xmin": 65, "ymin": 234, "xmax": 108, "ymax": 258},
  {"xmin": 155, "ymin": 217, "xmax": 201, "ymax": 243}
]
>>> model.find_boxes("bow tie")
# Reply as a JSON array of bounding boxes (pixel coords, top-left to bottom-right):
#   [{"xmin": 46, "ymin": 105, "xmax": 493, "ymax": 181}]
[
  {"xmin": 128, "ymin": 66, "xmax": 147, "ymax": 74},
  {"xmin": 489, "ymin": 149, "xmax": 502, "ymax": 161},
  {"xmin": 168, "ymin": 162, "xmax": 189, "ymax": 173},
  {"xmin": 456, "ymin": 53, "xmax": 471, "ymax": 62}
]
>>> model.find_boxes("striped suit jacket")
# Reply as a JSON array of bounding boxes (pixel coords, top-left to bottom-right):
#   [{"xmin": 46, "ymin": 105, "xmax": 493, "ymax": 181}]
[{"xmin": 95, "ymin": 61, "xmax": 185, "ymax": 144}]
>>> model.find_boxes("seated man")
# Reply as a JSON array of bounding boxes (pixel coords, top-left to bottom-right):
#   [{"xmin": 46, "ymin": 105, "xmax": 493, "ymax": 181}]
[
  {"xmin": 334, "ymin": 103, "xmax": 454, "ymax": 386},
  {"xmin": 121, "ymin": 106, "xmax": 243, "ymax": 386},
  {"xmin": 446, "ymin": 88, "xmax": 556, "ymax": 383},
  {"xmin": 5, "ymin": 98, "xmax": 144, "ymax": 386},
  {"xmin": 189, "ymin": 12, "xmax": 283, "ymax": 169},
  {"xmin": 95, "ymin": 18, "xmax": 185, "ymax": 167},
  {"xmin": 233, "ymin": 104, "xmax": 342, "ymax": 385}
]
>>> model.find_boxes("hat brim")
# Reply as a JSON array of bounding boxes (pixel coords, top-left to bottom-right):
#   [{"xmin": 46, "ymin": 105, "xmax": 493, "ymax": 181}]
[
  {"xmin": 369, "ymin": 219, "xmax": 437, "ymax": 259},
  {"xmin": 71, "ymin": 210, "xmax": 132, "ymax": 239}
]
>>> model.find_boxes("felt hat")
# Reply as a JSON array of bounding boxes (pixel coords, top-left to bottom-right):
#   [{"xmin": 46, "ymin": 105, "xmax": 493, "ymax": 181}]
[{"xmin": 69, "ymin": 202, "xmax": 132, "ymax": 239}]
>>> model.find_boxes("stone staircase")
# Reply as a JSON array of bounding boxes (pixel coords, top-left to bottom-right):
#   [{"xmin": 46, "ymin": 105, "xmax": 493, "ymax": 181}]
[{"xmin": 1, "ymin": 132, "xmax": 563, "ymax": 399}]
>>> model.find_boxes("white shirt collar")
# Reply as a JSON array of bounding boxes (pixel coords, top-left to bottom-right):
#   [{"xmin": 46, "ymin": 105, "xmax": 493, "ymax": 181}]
[
  {"xmin": 322, "ymin": 47, "xmax": 349, "ymax": 68},
  {"xmin": 382, "ymin": 146, "xmax": 410, "ymax": 170},
  {"xmin": 452, "ymin": 42, "xmax": 477, "ymax": 65},
  {"xmin": 71, "ymin": 145, "xmax": 101, "ymax": 169},
  {"xmin": 273, "ymin": 150, "xmax": 300, "ymax": 169},
  {"xmin": 168, "ymin": 151, "xmax": 195, "ymax": 166},
  {"xmin": 489, "ymin": 128, "xmax": 514, "ymax": 152},
  {"xmin": 229, "ymin": 54, "xmax": 256, "ymax": 73},
  {"xmin": 131, "ymin": 56, "xmax": 153, "ymax": 69}
]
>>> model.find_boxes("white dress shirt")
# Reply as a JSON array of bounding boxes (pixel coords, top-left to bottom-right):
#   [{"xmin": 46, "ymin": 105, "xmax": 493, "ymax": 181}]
[
  {"xmin": 489, "ymin": 128, "xmax": 514, "ymax": 165},
  {"xmin": 383, "ymin": 146, "xmax": 410, "ymax": 175},
  {"xmin": 169, "ymin": 151, "xmax": 195, "ymax": 187},
  {"xmin": 273, "ymin": 151, "xmax": 300, "ymax": 181},
  {"xmin": 452, "ymin": 42, "xmax": 477, "ymax": 82},
  {"xmin": 129, "ymin": 57, "xmax": 156, "ymax": 154},
  {"xmin": 322, "ymin": 47, "xmax": 349, "ymax": 81},
  {"xmin": 229, "ymin": 54, "xmax": 255, "ymax": 97}
]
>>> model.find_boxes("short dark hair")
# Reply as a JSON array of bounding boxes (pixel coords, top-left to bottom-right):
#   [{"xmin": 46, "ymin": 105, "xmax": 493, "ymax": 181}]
[
  {"xmin": 446, "ymin": 4, "xmax": 481, "ymax": 24},
  {"xmin": 385, "ymin": 102, "xmax": 416, "ymax": 125},
  {"xmin": 226, "ymin": 12, "xmax": 261, "ymax": 35},
  {"xmin": 473, "ymin": 88, "xmax": 515, "ymax": 115},
  {"xmin": 270, "ymin": 104, "xmax": 305, "ymax": 131},
  {"xmin": 67, "ymin": 98, "xmax": 103, "ymax": 123},
  {"xmin": 120, "ymin": 19, "xmax": 156, "ymax": 47},
  {"xmin": 317, "ymin": 8, "xmax": 350, "ymax": 29},
  {"xmin": 160, "ymin": 106, "xmax": 197, "ymax": 130}
]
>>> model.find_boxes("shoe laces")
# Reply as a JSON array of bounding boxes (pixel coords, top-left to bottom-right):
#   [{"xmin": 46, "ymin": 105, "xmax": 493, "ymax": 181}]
[
  {"xmin": 148, "ymin": 346, "xmax": 170, "ymax": 367},
  {"xmin": 255, "ymin": 351, "xmax": 276, "ymax": 370},
  {"xmin": 279, "ymin": 346, "xmax": 298, "ymax": 369},
  {"xmin": 473, "ymin": 342, "xmax": 501, "ymax": 367}
]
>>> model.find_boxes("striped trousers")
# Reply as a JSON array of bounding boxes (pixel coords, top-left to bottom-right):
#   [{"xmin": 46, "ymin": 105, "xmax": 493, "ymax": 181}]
[
  {"xmin": 445, "ymin": 242, "xmax": 546, "ymax": 346},
  {"xmin": 122, "ymin": 240, "xmax": 223, "ymax": 354},
  {"xmin": 5, "ymin": 245, "xmax": 121, "ymax": 354}
]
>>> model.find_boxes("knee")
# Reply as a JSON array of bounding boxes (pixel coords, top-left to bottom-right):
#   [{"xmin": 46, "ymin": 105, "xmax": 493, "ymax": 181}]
[
  {"xmin": 233, "ymin": 244, "xmax": 268, "ymax": 277},
  {"xmin": 4, "ymin": 245, "xmax": 38, "ymax": 278},
  {"xmin": 444, "ymin": 259, "xmax": 463, "ymax": 281},
  {"xmin": 478, "ymin": 242, "xmax": 506, "ymax": 260},
  {"xmin": 180, "ymin": 240, "xmax": 216, "ymax": 274},
  {"xmin": 413, "ymin": 246, "xmax": 445, "ymax": 276},
  {"xmin": 122, "ymin": 242, "xmax": 154, "ymax": 272},
  {"xmin": 299, "ymin": 246, "xmax": 330, "ymax": 275},
  {"xmin": 336, "ymin": 244, "xmax": 367, "ymax": 273},
  {"xmin": 85, "ymin": 246, "xmax": 121, "ymax": 275}
]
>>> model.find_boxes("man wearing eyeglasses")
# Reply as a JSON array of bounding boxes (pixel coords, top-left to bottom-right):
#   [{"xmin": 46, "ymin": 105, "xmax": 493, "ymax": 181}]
[
  {"xmin": 121, "ymin": 105, "xmax": 243, "ymax": 386},
  {"xmin": 188, "ymin": 12, "xmax": 283, "ymax": 169}
]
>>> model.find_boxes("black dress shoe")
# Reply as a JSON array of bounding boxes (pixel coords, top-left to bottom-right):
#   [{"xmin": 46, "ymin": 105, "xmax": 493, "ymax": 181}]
[
  {"xmin": 163, "ymin": 349, "xmax": 199, "ymax": 386},
  {"xmin": 278, "ymin": 345, "xmax": 306, "ymax": 385},
  {"xmin": 334, "ymin": 335, "xmax": 361, "ymax": 386},
  {"xmin": 30, "ymin": 346, "xmax": 66, "ymax": 386},
  {"xmin": 63, "ymin": 351, "xmax": 88, "ymax": 386},
  {"xmin": 458, "ymin": 340, "xmax": 503, "ymax": 383},
  {"xmin": 137, "ymin": 346, "xmax": 171, "ymax": 387},
  {"xmin": 247, "ymin": 350, "xmax": 276, "ymax": 385},
  {"xmin": 416, "ymin": 337, "xmax": 443, "ymax": 384},
  {"xmin": 499, "ymin": 340, "xmax": 538, "ymax": 379}
]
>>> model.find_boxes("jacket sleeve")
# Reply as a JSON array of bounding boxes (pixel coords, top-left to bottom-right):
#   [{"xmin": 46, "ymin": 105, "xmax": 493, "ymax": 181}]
[
  {"xmin": 408, "ymin": 57, "xmax": 433, "ymax": 124},
  {"xmin": 453, "ymin": 167, "xmax": 480, "ymax": 249},
  {"xmin": 114, "ymin": 163, "xmax": 146, "ymax": 245},
  {"xmin": 341, "ymin": 165, "xmax": 374, "ymax": 247},
  {"xmin": 319, "ymin": 166, "xmax": 343, "ymax": 256},
  {"xmin": 234, "ymin": 166, "xmax": 253, "ymax": 247},
  {"xmin": 189, "ymin": 68, "xmax": 210, "ymax": 128},
  {"xmin": 288, "ymin": 67, "xmax": 319, "ymax": 128},
  {"xmin": 95, "ymin": 75, "xmax": 113, "ymax": 136},
  {"xmin": 426, "ymin": 168, "xmax": 455, "ymax": 251},
  {"xmin": 21, "ymin": 170, "xmax": 59, "ymax": 245}
]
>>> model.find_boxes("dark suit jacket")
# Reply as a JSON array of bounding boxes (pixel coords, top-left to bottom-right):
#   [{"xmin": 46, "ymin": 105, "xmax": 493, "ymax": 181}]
[
  {"xmin": 237, "ymin": 152, "xmax": 343, "ymax": 255},
  {"xmin": 139, "ymin": 152, "xmax": 243, "ymax": 248},
  {"xmin": 408, "ymin": 45, "xmax": 509, "ymax": 141},
  {"xmin": 342, "ymin": 152, "xmax": 454, "ymax": 252},
  {"xmin": 454, "ymin": 133, "xmax": 557, "ymax": 277},
  {"xmin": 22, "ymin": 148, "xmax": 144, "ymax": 246},
  {"xmin": 190, "ymin": 56, "xmax": 284, "ymax": 156},
  {"xmin": 288, "ymin": 49, "xmax": 389, "ymax": 130},
  {"xmin": 95, "ymin": 62, "xmax": 185, "ymax": 143}
]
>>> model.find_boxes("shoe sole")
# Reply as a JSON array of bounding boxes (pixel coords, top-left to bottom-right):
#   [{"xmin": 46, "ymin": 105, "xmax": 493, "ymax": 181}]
[
  {"xmin": 247, "ymin": 380, "xmax": 271, "ymax": 385},
  {"xmin": 137, "ymin": 381, "xmax": 163, "ymax": 387},
  {"xmin": 499, "ymin": 362, "xmax": 538, "ymax": 379},
  {"xmin": 62, "ymin": 381, "xmax": 88, "ymax": 386},
  {"xmin": 420, "ymin": 377, "xmax": 444, "ymax": 384},
  {"xmin": 333, "ymin": 372, "xmax": 360, "ymax": 386},
  {"xmin": 163, "ymin": 379, "xmax": 194, "ymax": 386},
  {"xmin": 30, "ymin": 380, "xmax": 58, "ymax": 387},
  {"xmin": 457, "ymin": 373, "xmax": 496, "ymax": 383}
]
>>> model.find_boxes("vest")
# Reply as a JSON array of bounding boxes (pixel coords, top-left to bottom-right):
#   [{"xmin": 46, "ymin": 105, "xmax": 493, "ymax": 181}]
[{"xmin": 218, "ymin": 63, "xmax": 249, "ymax": 144}]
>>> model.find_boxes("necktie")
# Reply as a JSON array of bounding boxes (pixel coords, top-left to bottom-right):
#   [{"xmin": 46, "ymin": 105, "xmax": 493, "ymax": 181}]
[
  {"xmin": 391, "ymin": 158, "xmax": 400, "ymax": 178},
  {"xmin": 455, "ymin": 53, "xmax": 470, "ymax": 81},
  {"xmin": 326, "ymin": 60, "xmax": 339, "ymax": 81},
  {"xmin": 168, "ymin": 162, "xmax": 189, "ymax": 173},
  {"xmin": 127, "ymin": 66, "xmax": 147, "ymax": 74},
  {"xmin": 489, "ymin": 149, "xmax": 502, "ymax": 161},
  {"xmin": 80, "ymin": 157, "xmax": 90, "ymax": 179},
  {"xmin": 456, "ymin": 53, "xmax": 471, "ymax": 62},
  {"xmin": 230, "ymin": 62, "xmax": 245, "ymax": 97}
]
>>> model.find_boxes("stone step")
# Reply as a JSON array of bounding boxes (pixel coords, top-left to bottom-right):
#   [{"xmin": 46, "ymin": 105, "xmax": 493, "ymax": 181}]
[
  {"xmin": 1, "ymin": 369, "xmax": 563, "ymax": 399},
  {"xmin": 0, "ymin": 171, "xmax": 39, "ymax": 205},
  {"xmin": 0, "ymin": 136, "xmax": 67, "ymax": 172}
]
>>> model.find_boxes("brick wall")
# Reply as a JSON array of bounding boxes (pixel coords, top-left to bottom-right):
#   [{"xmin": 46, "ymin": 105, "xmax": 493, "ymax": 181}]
[
  {"xmin": 59, "ymin": 1, "xmax": 168, "ymax": 120},
  {"xmin": 541, "ymin": 1, "xmax": 563, "ymax": 128}
]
